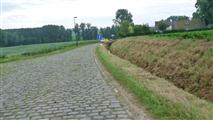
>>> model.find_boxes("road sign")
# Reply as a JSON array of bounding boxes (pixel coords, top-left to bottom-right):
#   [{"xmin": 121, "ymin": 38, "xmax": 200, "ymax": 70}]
[{"xmin": 97, "ymin": 35, "xmax": 104, "ymax": 40}]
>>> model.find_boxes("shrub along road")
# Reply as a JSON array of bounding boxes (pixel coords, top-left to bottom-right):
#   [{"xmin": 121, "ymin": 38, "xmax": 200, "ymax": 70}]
[{"xmin": 0, "ymin": 45, "xmax": 138, "ymax": 120}]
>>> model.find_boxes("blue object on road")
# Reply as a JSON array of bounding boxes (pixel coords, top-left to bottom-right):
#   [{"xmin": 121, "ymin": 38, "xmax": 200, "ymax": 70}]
[{"xmin": 97, "ymin": 35, "xmax": 104, "ymax": 40}]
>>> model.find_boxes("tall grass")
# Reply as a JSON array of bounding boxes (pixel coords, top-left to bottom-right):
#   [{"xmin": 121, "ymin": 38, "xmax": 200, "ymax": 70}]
[
  {"xmin": 96, "ymin": 46, "xmax": 213, "ymax": 120},
  {"xmin": 110, "ymin": 37, "xmax": 213, "ymax": 102}
]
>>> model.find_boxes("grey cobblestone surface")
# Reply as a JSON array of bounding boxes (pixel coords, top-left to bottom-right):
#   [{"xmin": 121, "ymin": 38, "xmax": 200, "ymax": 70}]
[{"xmin": 0, "ymin": 45, "xmax": 132, "ymax": 120}]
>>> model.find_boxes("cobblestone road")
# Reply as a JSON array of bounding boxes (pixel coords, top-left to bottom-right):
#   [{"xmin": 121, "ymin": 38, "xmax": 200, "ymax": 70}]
[{"xmin": 0, "ymin": 45, "xmax": 133, "ymax": 120}]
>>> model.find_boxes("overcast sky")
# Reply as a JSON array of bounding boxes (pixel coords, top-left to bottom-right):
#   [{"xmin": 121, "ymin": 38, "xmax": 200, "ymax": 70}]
[{"xmin": 0, "ymin": 0, "xmax": 196, "ymax": 29}]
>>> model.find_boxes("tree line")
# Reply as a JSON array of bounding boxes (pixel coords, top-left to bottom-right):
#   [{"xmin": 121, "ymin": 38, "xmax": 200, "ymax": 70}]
[
  {"xmin": 0, "ymin": 0, "xmax": 212, "ymax": 47},
  {"xmin": 112, "ymin": 0, "xmax": 213, "ymax": 37},
  {"xmin": 74, "ymin": 23, "xmax": 98, "ymax": 41},
  {"xmin": 99, "ymin": 0, "xmax": 213, "ymax": 38},
  {"xmin": 0, "ymin": 25, "xmax": 72, "ymax": 47},
  {"xmin": 0, "ymin": 23, "xmax": 120, "ymax": 47},
  {"xmin": 0, "ymin": 24, "xmax": 100, "ymax": 47}
]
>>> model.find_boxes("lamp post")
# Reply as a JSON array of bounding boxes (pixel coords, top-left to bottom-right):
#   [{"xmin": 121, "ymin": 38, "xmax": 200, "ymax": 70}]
[{"xmin": 73, "ymin": 16, "xmax": 78, "ymax": 46}]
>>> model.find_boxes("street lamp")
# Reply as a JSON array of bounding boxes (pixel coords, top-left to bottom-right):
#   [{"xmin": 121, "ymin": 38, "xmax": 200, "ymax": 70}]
[{"xmin": 73, "ymin": 16, "xmax": 78, "ymax": 46}]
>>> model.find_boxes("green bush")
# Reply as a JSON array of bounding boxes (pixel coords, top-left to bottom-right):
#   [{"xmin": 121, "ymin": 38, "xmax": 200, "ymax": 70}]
[
  {"xmin": 154, "ymin": 30, "xmax": 213, "ymax": 40},
  {"xmin": 0, "ymin": 55, "xmax": 6, "ymax": 58}
]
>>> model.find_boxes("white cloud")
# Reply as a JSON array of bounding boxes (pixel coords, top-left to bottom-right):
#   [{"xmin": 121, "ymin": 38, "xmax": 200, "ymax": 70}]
[{"xmin": 0, "ymin": 0, "xmax": 196, "ymax": 29}]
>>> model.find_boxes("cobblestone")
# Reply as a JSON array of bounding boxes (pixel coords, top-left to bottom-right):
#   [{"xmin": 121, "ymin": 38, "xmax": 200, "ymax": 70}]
[{"xmin": 0, "ymin": 45, "xmax": 132, "ymax": 119}]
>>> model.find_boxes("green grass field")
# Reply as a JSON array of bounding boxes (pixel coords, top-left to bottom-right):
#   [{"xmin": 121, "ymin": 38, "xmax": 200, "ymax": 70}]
[
  {"xmin": 0, "ymin": 40, "xmax": 98, "ymax": 63},
  {"xmin": 154, "ymin": 30, "xmax": 213, "ymax": 40}
]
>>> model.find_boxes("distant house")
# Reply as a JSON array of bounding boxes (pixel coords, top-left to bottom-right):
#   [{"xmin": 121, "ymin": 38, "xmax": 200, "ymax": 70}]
[
  {"xmin": 171, "ymin": 19, "xmax": 206, "ymax": 30},
  {"xmin": 155, "ymin": 19, "xmax": 206, "ymax": 31}
]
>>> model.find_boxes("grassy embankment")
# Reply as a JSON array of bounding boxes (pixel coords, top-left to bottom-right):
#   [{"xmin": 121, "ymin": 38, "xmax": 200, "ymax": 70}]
[
  {"xmin": 96, "ymin": 30, "xmax": 213, "ymax": 119},
  {"xmin": 0, "ymin": 40, "xmax": 98, "ymax": 63},
  {"xmin": 96, "ymin": 46, "xmax": 213, "ymax": 120},
  {"xmin": 110, "ymin": 35, "xmax": 213, "ymax": 102}
]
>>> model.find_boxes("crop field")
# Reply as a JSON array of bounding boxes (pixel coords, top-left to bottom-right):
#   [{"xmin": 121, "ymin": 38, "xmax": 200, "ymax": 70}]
[
  {"xmin": 0, "ymin": 40, "xmax": 97, "ymax": 63},
  {"xmin": 0, "ymin": 42, "xmax": 73, "ymax": 57},
  {"xmin": 154, "ymin": 30, "xmax": 213, "ymax": 40}
]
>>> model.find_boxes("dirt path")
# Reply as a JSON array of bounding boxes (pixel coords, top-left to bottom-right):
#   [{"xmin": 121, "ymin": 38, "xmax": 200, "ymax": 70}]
[{"xmin": 0, "ymin": 45, "xmax": 149, "ymax": 120}]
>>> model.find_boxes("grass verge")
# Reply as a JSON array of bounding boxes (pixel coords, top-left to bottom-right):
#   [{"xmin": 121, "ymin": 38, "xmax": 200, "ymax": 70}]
[
  {"xmin": 0, "ymin": 40, "xmax": 98, "ymax": 63},
  {"xmin": 96, "ymin": 46, "xmax": 213, "ymax": 120}
]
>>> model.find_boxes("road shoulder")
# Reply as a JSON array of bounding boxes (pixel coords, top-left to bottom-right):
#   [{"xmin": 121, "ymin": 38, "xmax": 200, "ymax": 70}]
[{"xmin": 93, "ymin": 46, "xmax": 154, "ymax": 120}]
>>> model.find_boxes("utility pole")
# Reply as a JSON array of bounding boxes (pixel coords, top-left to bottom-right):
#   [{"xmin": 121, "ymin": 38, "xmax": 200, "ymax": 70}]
[{"xmin": 73, "ymin": 17, "xmax": 78, "ymax": 46}]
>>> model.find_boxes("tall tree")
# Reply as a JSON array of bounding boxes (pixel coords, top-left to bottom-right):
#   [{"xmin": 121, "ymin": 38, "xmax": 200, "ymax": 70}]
[
  {"xmin": 100, "ymin": 27, "xmax": 112, "ymax": 39},
  {"xmin": 90, "ymin": 26, "xmax": 98, "ymax": 40},
  {"xmin": 74, "ymin": 24, "xmax": 80, "ymax": 40},
  {"xmin": 166, "ymin": 16, "xmax": 190, "ymax": 22},
  {"xmin": 157, "ymin": 20, "xmax": 169, "ymax": 31},
  {"xmin": 111, "ymin": 25, "xmax": 119, "ymax": 39},
  {"xmin": 193, "ymin": 0, "xmax": 213, "ymax": 25},
  {"xmin": 118, "ymin": 21, "xmax": 131, "ymax": 37},
  {"xmin": 114, "ymin": 9, "xmax": 133, "ymax": 25},
  {"xmin": 0, "ymin": 29, "xmax": 6, "ymax": 47},
  {"xmin": 114, "ymin": 9, "xmax": 134, "ymax": 37},
  {"xmin": 86, "ymin": 23, "xmax": 91, "ymax": 29},
  {"xmin": 80, "ymin": 23, "xmax": 86, "ymax": 40}
]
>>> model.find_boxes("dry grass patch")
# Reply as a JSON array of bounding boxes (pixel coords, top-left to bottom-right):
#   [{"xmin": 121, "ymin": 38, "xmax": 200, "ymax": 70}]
[
  {"xmin": 110, "ymin": 36, "xmax": 213, "ymax": 102},
  {"xmin": 96, "ymin": 46, "xmax": 213, "ymax": 120}
]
